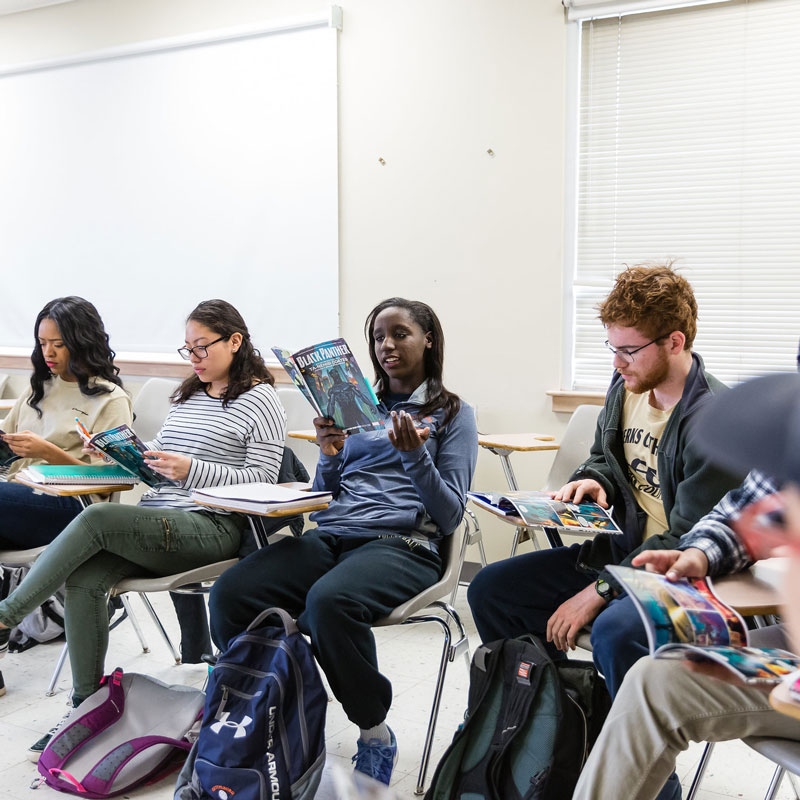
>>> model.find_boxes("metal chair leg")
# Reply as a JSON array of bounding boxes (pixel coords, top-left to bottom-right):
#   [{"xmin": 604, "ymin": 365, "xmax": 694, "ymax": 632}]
[
  {"xmin": 46, "ymin": 641, "xmax": 69, "ymax": 697},
  {"xmin": 120, "ymin": 594, "xmax": 150, "ymax": 653},
  {"xmin": 685, "ymin": 742, "xmax": 715, "ymax": 800},
  {"xmin": 764, "ymin": 765, "xmax": 786, "ymax": 800},
  {"xmin": 136, "ymin": 592, "xmax": 181, "ymax": 663},
  {"xmin": 402, "ymin": 601, "xmax": 470, "ymax": 795}
]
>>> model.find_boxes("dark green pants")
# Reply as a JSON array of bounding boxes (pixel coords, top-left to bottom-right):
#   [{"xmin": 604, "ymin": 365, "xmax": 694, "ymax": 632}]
[
  {"xmin": 209, "ymin": 531, "xmax": 442, "ymax": 728},
  {"xmin": 0, "ymin": 502, "xmax": 243, "ymax": 700}
]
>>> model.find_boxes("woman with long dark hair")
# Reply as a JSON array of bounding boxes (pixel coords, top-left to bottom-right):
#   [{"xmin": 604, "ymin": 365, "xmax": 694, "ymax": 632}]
[
  {"xmin": 209, "ymin": 297, "xmax": 478, "ymax": 786},
  {"xmin": 0, "ymin": 299, "xmax": 286, "ymax": 758},
  {"xmin": 0, "ymin": 296, "xmax": 132, "ymax": 549}
]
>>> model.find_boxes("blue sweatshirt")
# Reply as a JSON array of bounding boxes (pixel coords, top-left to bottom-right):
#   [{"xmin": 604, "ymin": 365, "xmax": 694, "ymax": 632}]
[{"xmin": 310, "ymin": 381, "xmax": 478, "ymax": 550}]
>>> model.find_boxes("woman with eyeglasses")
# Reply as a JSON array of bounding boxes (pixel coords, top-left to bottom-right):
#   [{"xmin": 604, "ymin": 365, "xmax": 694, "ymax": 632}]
[
  {"xmin": 0, "ymin": 296, "xmax": 132, "ymax": 551},
  {"xmin": 0, "ymin": 299, "xmax": 286, "ymax": 759}
]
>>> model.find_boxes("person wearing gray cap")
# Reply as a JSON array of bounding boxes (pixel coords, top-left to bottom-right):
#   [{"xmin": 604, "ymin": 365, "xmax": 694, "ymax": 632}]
[{"xmin": 573, "ymin": 372, "xmax": 800, "ymax": 800}]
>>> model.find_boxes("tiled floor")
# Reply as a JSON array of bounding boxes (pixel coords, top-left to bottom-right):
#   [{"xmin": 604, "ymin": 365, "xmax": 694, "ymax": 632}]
[{"xmin": 0, "ymin": 588, "xmax": 796, "ymax": 799}]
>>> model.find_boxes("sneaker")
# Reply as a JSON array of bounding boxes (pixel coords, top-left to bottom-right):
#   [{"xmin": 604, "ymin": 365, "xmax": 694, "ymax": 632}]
[
  {"xmin": 0, "ymin": 626, "xmax": 9, "ymax": 659},
  {"xmin": 27, "ymin": 711, "xmax": 72, "ymax": 763},
  {"xmin": 352, "ymin": 727, "xmax": 398, "ymax": 786},
  {"xmin": 0, "ymin": 670, "xmax": 5, "ymax": 697}
]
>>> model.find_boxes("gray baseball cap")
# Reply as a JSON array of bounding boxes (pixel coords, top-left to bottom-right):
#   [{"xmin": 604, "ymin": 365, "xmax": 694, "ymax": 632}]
[{"xmin": 695, "ymin": 372, "xmax": 800, "ymax": 485}]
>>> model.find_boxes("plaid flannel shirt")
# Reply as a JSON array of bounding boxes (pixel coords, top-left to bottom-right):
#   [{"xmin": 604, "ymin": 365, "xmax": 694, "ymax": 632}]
[{"xmin": 676, "ymin": 469, "xmax": 779, "ymax": 576}]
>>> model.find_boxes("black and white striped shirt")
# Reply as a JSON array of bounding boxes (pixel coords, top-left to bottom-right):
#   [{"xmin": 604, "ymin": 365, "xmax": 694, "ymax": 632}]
[{"xmin": 138, "ymin": 383, "xmax": 286, "ymax": 512}]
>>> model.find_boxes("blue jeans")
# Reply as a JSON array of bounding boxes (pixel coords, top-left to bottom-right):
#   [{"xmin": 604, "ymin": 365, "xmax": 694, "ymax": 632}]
[
  {"xmin": 0, "ymin": 481, "xmax": 82, "ymax": 548},
  {"xmin": 0, "ymin": 503, "xmax": 243, "ymax": 699},
  {"xmin": 591, "ymin": 593, "xmax": 682, "ymax": 800},
  {"xmin": 467, "ymin": 543, "xmax": 593, "ymax": 658}
]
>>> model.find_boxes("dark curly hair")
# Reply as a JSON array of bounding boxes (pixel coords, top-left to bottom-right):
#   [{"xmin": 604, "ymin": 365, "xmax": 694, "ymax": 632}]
[
  {"xmin": 364, "ymin": 297, "xmax": 461, "ymax": 426},
  {"xmin": 598, "ymin": 262, "xmax": 697, "ymax": 349},
  {"xmin": 171, "ymin": 299, "xmax": 273, "ymax": 407},
  {"xmin": 28, "ymin": 297, "xmax": 123, "ymax": 418}
]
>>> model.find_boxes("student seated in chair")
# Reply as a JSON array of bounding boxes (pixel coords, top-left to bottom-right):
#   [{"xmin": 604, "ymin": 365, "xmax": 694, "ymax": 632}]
[
  {"xmin": 0, "ymin": 299, "xmax": 286, "ymax": 761},
  {"xmin": 573, "ymin": 372, "xmax": 800, "ymax": 800},
  {"xmin": 0, "ymin": 296, "xmax": 132, "ymax": 548},
  {"xmin": 468, "ymin": 264, "xmax": 739, "ymax": 673},
  {"xmin": 209, "ymin": 297, "xmax": 478, "ymax": 786}
]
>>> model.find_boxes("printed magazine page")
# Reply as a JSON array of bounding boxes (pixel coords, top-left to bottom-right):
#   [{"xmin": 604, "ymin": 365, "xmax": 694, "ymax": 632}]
[
  {"xmin": 284, "ymin": 339, "xmax": 385, "ymax": 434},
  {"xmin": 82, "ymin": 424, "xmax": 174, "ymax": 488},
  {"xmin": 467, "ymin": 490, "xmax": 621, "ymax": 535},
  {"xmin": 270, "ymin": 347, "xmax": 320, "ymax": 413},
  {"xmin": 606, "ymin": 565, "xmax": 748, "ymax": 652},
  {"xmin": 606, "ymin": 565, "xmax": 800, "ymax": 684}
]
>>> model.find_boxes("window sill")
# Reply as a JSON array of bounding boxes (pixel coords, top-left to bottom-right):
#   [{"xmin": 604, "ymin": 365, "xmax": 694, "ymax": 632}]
[{"xmin": 547, "ymin": 390, "xmax": 604, "ymax": 413}]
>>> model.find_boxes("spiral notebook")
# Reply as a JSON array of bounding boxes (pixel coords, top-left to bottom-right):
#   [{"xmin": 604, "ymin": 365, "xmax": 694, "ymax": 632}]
[{"xmin": 19, "ymin": 465, "xmax": 138, "ymax": 485}]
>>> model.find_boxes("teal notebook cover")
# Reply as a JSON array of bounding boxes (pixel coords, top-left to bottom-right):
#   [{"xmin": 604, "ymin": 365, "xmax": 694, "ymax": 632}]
[{"xmin": 25, "ymin": 465, "xmax": 136, "ymax": 484}]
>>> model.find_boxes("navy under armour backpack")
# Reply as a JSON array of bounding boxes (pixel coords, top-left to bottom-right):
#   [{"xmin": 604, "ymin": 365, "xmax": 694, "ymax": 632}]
[{"xmin": 174, "ymin": 607, "xmax": 327, "ymax": 800}]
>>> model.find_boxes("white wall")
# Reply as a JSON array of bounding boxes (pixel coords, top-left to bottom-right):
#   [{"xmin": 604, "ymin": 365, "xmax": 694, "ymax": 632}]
[{"xmin": 0, "ymin": 0, "xmax": 570, "ymax": 561}]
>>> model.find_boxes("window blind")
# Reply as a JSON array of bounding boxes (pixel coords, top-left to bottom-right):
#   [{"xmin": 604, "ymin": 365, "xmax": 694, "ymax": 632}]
[{"xmin": 571, "ymin": 0, "xmax": 800, "ymax": 390}]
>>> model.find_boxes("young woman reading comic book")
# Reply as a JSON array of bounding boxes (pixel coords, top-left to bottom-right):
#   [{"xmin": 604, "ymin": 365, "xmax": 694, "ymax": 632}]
[
  {"xmin": 209, "ymin": 297, "xmax": 478, "ymax": 787},
  {"xmin": 0, "ymin": 299, "xmax": 286, "ymax": 760}
]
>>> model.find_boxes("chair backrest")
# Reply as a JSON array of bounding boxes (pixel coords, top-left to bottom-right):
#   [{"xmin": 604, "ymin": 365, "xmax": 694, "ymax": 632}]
[
  {"xmin": 276, "ymin": 385, "xmax": 319, "ymax": 474},
  {"xmin": 542, "ymin": 404, "xmax": 603, "ymax": 493},
  {"xmin": 132, "ymin": 378, "xmax": 181, "ymax": 442},
  {"xmin": 0, "ymin": 373, "xmax": 9, "ymax": 398}
]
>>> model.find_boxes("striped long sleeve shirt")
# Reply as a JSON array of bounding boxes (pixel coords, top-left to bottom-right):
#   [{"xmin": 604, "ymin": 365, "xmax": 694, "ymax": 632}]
[
  {"xmin": 676, "ymin": 469, "xmax": 779, "ymax": 575},
  {"xmin": 138, "ymin": 383, "xmax": 286, "ymax": 513}
]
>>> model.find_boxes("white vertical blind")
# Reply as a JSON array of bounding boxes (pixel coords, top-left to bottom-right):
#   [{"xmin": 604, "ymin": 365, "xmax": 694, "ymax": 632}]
[{"xmin": 572, "ymin": 0, "xmax": 800, "ymax": 390}]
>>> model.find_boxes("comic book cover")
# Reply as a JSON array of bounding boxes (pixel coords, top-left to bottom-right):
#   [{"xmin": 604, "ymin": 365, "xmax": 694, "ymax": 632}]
[
  {"xmin": 81, "ymin": 424, "xmax": 174, "ymax": 488},
  {"xmin": 467, "ymin": 489, "xmax": 621, "ymax": 536},
  {"xmin": 607, "ymin": 565, "xmax": 800, "ymax": 685},
  {"xmin": 270, "ymin": 347, "xmax": 320, "ymax": 413},
  {"xmin": 273, "ymin": 339, "xmax": 385, "ymax": 434}
]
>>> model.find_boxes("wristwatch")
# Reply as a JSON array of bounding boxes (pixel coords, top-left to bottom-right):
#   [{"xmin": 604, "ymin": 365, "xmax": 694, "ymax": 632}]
[{"xmin": 595, "ymin": 578, "xmax": 614, "ymax": 601}]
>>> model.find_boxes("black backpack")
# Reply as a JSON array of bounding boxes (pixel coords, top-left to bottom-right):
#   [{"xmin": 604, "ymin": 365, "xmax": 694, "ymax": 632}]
[{"xmin": 425, "ymin": 636, "xmax": 611, "ymax": 800}]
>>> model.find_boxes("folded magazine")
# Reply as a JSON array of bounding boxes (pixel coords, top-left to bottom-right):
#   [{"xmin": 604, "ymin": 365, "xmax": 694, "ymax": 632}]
[
  {"xmin": 467, "ymin": 490, "xmax": 621, "ymax": 535},
  {"xmin": 77, "ymin": 423, "xmax": 174, "ymax": 488},
  {"xmin": 272, "ymin": 340, "xmax": 385, "ymax": 434},
  {"xmin": 607, "ymin": 565, "xmax": 800, "ymax": 685}
]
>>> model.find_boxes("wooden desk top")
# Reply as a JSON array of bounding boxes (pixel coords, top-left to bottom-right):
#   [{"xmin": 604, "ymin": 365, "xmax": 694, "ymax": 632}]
[
  {"xmin": 288, "ymin": 429, "xmax": 317, "ymax": 442},
  {"xmin": 0, "ymin": 397, "xmax": 17, "ymax": 411},
  {"xmin": 712, "ymin": 570, "xmax": 782, "ymax": 617},
  {"xmin": 13, "ymin": 475, "xmax": 134, "ymax": 497},
  {"xmin": 289, "ymin": 430, "xmax": 561, "ymax": 452},
  {"xmin": 478, "ymin": 433, "xmax": 558, "ymax": 452},
  {"xmin": 770, "ymin": 680, "xmax": 800, "ymax": 720}
]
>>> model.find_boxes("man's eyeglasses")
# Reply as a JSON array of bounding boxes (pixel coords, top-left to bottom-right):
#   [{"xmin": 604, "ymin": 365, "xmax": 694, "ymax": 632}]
[
  {"xmin": 604, "ymin": 333, "xmax": 671, "ymax": 365},
  {"xmin": 177, "ymin": 335, "xmax": 229, "ymax": 361}
]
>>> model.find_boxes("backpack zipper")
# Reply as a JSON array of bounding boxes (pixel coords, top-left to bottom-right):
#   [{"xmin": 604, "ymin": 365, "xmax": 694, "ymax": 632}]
[
  {"xmin": 565, "ymin": 692, "xmax": 589, "ymax": 768},
  {"xmin": 237, "ymin": 635, "xmax": 310, "ymax": 761}
]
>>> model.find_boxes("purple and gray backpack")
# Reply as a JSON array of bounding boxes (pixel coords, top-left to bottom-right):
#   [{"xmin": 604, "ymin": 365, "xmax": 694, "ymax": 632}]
[{"xmin": 38, "ymin": 668, "xmax": 205, "ymax": 797}]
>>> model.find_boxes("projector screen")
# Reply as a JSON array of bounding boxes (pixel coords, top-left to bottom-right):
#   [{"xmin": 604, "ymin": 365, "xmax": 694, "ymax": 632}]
[{"xmin": 0, "ymin": 19, "xmax": 339, "ymax": 357}]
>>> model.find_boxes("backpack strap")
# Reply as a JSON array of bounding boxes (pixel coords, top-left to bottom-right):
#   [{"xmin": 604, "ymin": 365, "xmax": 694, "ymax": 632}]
[
  {"xmin": 38, "ymin": 668, "xmax": 126, "ymax": 776},
  {"xmin": 246, "ymin": 606, "xmax": 298, "ymax": 636},
  {"xmin": 74, "ymin": 735, "xmax": 192, "ymax": 796}
]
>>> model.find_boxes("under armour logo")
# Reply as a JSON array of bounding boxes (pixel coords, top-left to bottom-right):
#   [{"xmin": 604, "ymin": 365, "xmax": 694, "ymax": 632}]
[{"xmin": 210, "ymin": 712, "xmax": 252, "ymax": 738}]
